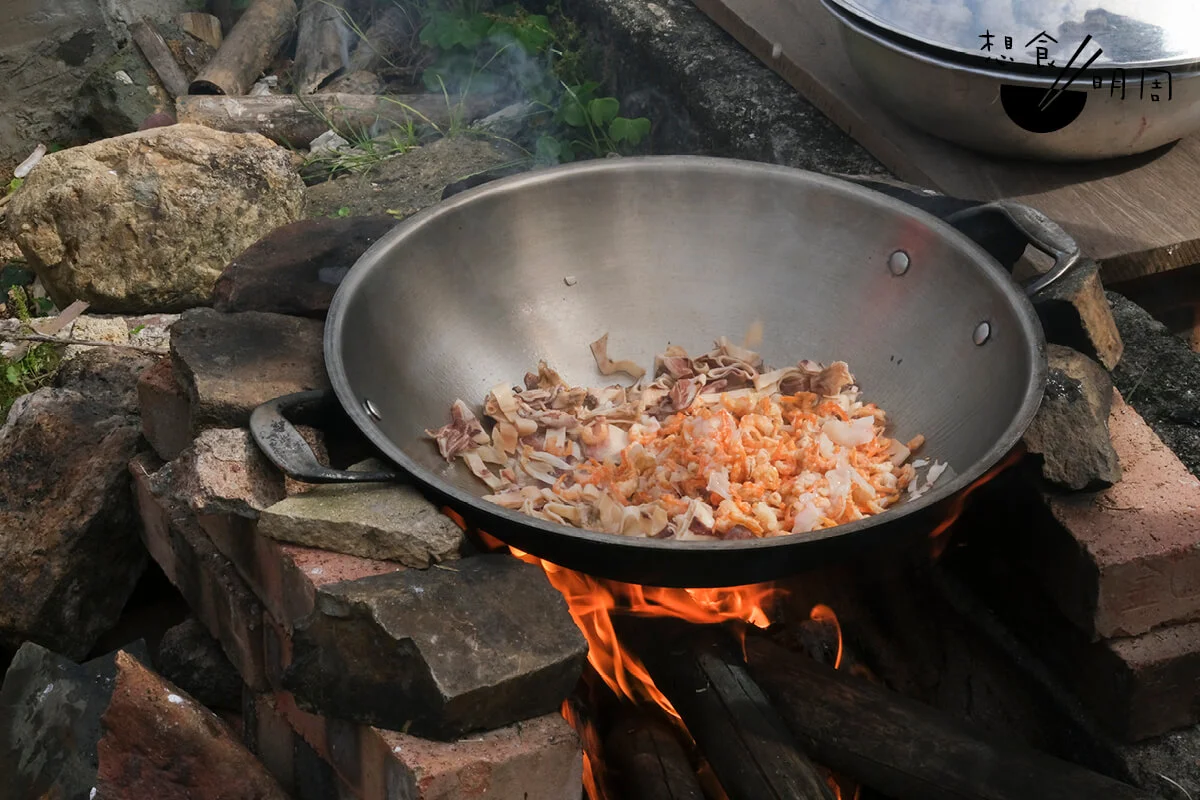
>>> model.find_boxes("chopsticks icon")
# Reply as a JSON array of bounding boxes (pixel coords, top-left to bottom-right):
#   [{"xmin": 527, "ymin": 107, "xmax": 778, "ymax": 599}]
[{"xmin": 1039, "ymin": 34, "xmax": 1103, "ymax": 110}]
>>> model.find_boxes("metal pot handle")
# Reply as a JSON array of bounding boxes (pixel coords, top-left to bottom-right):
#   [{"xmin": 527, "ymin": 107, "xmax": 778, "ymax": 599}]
[
  {"xmin": 249, "ymin": 389, "xmax": 401, "ymax": 484},
  {"xmin": 944, "ymin": 200, "xmax": 1081, "ymax": 297}
]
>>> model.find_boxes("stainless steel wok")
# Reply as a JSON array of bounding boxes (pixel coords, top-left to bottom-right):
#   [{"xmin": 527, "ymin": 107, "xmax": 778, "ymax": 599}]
[{"xmin": 251, "ymin": 157, "xmax": 1079, "ymax": 587}]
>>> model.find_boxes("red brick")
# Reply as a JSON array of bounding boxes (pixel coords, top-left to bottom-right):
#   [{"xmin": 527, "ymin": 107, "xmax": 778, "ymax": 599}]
[
  {"xmin": 961, "ymin": 522, "xmax": 1200, "ymax": 741},
  {"xmin": 197, "ymin": 512, "xmax": 401, "ymax": 630},
  {"xmin": 131, "ymin": 454, "xmax": 268, "ymax": 691},
  {"xmin": 95, "ymin": 651, "xmax": 288, "ymax": 799},
  {"xmin": 137, "ymin": 358, "xmax": 192, "ymax": 462},
  {"xmin": 244, "ymin": 691, "xmax": 356, "ymax": 800},
  {"xmin": 1032, "ymin": 391, "xmax": 1200, "ymax": 639},
  {"xmin": 275, "ymin": 691, "xmax": 583, "ymax": 800}
]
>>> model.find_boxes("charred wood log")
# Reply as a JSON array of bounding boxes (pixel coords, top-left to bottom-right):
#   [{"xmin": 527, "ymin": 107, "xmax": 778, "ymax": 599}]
[
  {"xmin": 293, "ymin": 0, "xmax": 348, "ymax": 93},
  {"xmin": 745, "ymin": 634, "xmax": 1154, "ymax": 800},
  {"xmin": 191, "ymin": 0, "xmax": 298, "ymax": 95},
  {"xmin": 604, "ymin": 708, "xmax": 704, "ymax": 800},
  {"xmin": 621, "ymin": 619, "xmax": 834, "ymax": 800},
  {"xmin": 176, "ymin": 92, "xmax": 494, "ymax": 147}
]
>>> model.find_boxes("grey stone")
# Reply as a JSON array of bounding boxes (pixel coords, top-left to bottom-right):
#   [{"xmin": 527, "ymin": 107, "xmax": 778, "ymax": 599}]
[
  {"xmin": 170, "ymin": 308, "xmax": 329, "ymax": 431},
  {"xmin": 1108, "ymin": 292, "xmax": 1200, "ymax": 479},
  {"xmin": 283, "ymin": 554, "xmax": 588, "ymax": 739},
  {"xmin": 155, "ymin": 617, "xmax": 242, "ymax": 712},
  {"xmin": 0, "ymin": 346, "xmax": 152, "ymax": 658},
  {"xmin": 53, "ymin": 346, "xmax": 158, "ymax": 412},
  {"xmin": 258, "ymin": 459, "xmax": 463, "ymax": 567},
  {"xmin": 8, "ymin": 125, "xmax": 306, "ymax": 314},
  {"xmin": 1023, "ymin": 344, "xmax": 1122, "ymax": 491},
  {"xmin": 0, "ymin": 640, "xmax": 149, "ymax": 800},
  {"xmin": 537, "ymin": 0, "xmax": 886, "ymax": 176},
  {"xmin": 80, "ymin": 44, "xmax": 168, "ymax": 138},
  {"xmin": 152, "ymin": 428, "xmax": 287, "ymax": 519},
  {"xmin": 212, "ymin": 215, "xmax": 397, "ymax": 318}
]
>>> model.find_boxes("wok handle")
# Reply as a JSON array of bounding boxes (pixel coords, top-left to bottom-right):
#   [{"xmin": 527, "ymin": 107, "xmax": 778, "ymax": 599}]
[
  {"xmin": 249, "ymin": 389, "xmax": 401, "ymax": 484},
  {"xmin": 945, "ymin": 200, "xmax": 1081, "ymax": 297}
]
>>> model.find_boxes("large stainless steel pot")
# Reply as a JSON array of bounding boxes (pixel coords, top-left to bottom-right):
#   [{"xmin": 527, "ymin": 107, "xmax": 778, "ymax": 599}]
[
  {"xmin": 821, "ymin": 0, "xmax": 1200, "ymax": 161},
  {"xmin": 252, "ymin": 157, "xmax": 1079, "ymax": 587}
]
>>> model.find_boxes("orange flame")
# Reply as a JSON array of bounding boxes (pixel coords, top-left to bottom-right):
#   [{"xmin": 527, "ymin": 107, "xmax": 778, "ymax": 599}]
[
  {"xmin": 809, "ymin": 603, "xmax": 843, "ymax": 669},
  {"xmin": 561, "ymin": 699, "xmax": 606, "ymax": 800},
  {"xmin": 512, "ymin": 545, "xmax": 783, "ymax": 720}
]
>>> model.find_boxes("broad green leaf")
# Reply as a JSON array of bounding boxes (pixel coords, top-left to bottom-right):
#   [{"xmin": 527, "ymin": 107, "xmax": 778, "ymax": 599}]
[
  {"xmin": 561, "ymin": 100, "xmax": 587, "ymax": 128},
  {"xmin": 589, "ymin": 97, "xmax": 620, "ymax": 127},
  {"xmin": 5, "ymin": 365, "xmax": 18, "ymax": 385},
  {"xmin": 535, "ymin": 135, "xmax": 562, "ymax": 164},
  {"xmin": 609, "ymin": 116, "xmax": 652, "ymax": 145}
]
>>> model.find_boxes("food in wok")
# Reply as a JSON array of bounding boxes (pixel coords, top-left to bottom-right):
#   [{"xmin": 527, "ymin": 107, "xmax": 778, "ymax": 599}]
[{"xmin": 426, "ymin": 335, "xmax": 946, "ymax": 541}]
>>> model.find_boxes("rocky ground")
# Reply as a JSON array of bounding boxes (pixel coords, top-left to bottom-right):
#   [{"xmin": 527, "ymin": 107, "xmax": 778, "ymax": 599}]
[{"xmin": 0, "ymin": 0, "xmax": 1198, "ymax": 798}]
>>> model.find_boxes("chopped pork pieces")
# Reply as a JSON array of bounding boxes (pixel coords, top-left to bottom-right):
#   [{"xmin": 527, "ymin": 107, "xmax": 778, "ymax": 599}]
[{"xmin": 426, "ymin": 335, "xmax": 946, "ymax": 541}]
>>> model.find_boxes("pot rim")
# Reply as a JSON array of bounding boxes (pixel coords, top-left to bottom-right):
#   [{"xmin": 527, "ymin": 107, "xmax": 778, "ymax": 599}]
[
  {"xmin": 323, "ymin": 156, "xmax": 1047, "ymax": 558},
  {"xmin": 820, "ymin": 0, "xmax": 1200, "ymax": 79}
]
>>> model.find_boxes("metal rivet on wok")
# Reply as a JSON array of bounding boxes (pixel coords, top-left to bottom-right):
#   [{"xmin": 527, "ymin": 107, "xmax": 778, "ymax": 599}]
[
  {"xmin": 973, "ymin": 321, "xmax": 991, "ymax": 345},
  {"xmin": 363, "ymin": 399, "xmax": 382, "ymax": 421},
  {"xmin": 887, "ymin": 250, "xmax": 910, "ymax": 276}
]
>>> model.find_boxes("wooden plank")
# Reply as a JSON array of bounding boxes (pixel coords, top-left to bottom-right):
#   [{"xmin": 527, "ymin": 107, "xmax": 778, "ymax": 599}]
[
  {"xmin": 179, "ymin": 12, "xmax": 225, "ymax": 50},
  {"xmin": 689, "ymin": 0, "xmax": 1200, "ymax": 283}
]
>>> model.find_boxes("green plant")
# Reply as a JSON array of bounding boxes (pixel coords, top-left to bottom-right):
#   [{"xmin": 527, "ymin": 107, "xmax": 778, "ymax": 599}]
[
  {"xmin": 331, "ymin": 206, "xmax": 351, "ymax": 218},
  {"xmin": 0, "ymin": 286, "xmax": 62, "ymax": 421},
  {"xmin": 6, "ymin": 177, "xmax": 22, "ymax": 196},
  {"xmin": 298, "ymin": 101, "xmax": 422, "ymax": 181},
  {"xmin": 534, "ymin": 82, "xmax": 651, "ymax": 164},
  {"xmin": 416, "ymin": 1, "xmax": 652, "ymax": 162}
]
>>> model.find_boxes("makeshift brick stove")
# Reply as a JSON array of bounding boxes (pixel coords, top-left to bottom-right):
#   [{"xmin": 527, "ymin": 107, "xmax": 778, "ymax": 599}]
[{"xmin": 116, "ymin": 214, "xmax": 1200, "ymax": 800}]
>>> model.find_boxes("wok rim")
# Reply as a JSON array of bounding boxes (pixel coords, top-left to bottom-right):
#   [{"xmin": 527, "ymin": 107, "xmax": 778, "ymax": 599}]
[{"xmin": 324, "ymin": 155, "xmax": 1047, "ymax": 561}]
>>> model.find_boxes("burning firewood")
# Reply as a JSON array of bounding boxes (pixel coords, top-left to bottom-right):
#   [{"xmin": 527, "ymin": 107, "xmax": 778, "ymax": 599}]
[
  {"xmin": 604, "ymin": 708, "xmax": 704, "ymax": 800},
  {"xmin": 618, "ymin": 618, "xmax": 836, "ymax": 800},
  {"xmin": 744, "ymin": 635, "xmax": 1154, "ymax": 800}
]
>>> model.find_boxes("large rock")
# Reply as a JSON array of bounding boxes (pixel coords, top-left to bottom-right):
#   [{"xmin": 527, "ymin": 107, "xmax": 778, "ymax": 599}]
[
  {"xmin": 1023, "ymin": 344, "xmax": 1122, "ymax": 490},
  {"xmin": 155, "ymin": 617, "xmax": 243, "ymax": 712},
  {"xmin": 0, "ymin": 642, "xmax": 133, "ymax": 799},
  {"xmin": 95, "ymin": 650, "xmax": 289, "ymax": 799},
  {"xmin": 170, "ymin": 308, "xmax": 328, "ymax": 431},
  {"xmin": 283, "ymin": 554, "xmax": 588, "ymax": 739},
  {"xmin": 0, "ymin": 348, "xmax": 156, "ymax": 659},
  {"xmin": 8, "ymin": 124, "xmax": 305, "ymax": 313},
  {"xmin": 212, "ymin": 215, "xmax": 397, "ymax": 318},
  {"xmin": 257, "ymin": 459, "xmax": 464, "ymax": 567}
]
